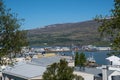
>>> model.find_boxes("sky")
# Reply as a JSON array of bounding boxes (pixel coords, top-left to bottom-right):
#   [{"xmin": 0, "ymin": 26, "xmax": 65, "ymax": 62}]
[{"xmin": 4, "ymin": 0, "xmax": 114, "ymax": 30}]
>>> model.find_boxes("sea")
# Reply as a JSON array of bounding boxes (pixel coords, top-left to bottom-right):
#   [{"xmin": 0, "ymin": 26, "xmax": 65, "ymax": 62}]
[{"xmin": 57, "ymin": 50, "xmax": 112, "ymax": 65}]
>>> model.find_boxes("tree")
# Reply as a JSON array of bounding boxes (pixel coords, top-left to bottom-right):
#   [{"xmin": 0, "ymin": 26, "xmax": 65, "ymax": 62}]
[
  {"xmin": 74, "ymin": 75, "xmax": 84, "ymax": 80},
  {"xmin": 95, "ymin": 0, "xmax": 120, "ymax": 54},
  {"xmin": 75, "ymin": 52, "xmax": 86, "ymax": 68},
  {"xmin": 75, "ymin": 52, "xmax": 79, "ymax": 66},
  {"xmin": 0, "ymin": 0, "xmax": 28, "ymax": 60},
  {"xmin": 79, "ymin": 52, "xmax": 86, "ymax": 68},
  {"xmin": 43, "ymin": 59, "xmax": 75, "ymax": 80}
]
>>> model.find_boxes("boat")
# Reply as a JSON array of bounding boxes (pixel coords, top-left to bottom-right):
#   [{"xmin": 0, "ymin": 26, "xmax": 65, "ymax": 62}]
[{"xmin": 87, "ymin": 54, "xmax": 96, "ymax": 63}]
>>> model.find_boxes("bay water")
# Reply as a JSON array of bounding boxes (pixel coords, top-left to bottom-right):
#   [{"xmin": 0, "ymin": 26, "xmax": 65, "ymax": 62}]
[{"xmin": 57, "ymin": 51, "xmax": 111, "ymax": 65}]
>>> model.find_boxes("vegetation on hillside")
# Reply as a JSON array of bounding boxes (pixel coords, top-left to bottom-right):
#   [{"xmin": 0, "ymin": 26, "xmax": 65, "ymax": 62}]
[{"xmin": 28, "ymin": 20, "xmax": 110, "ymax": 46}]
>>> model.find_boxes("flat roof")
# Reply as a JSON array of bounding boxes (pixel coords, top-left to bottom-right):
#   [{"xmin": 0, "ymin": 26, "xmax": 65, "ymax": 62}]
[
  {"xmin": 31, "ymin": 56, "xmax": 61, "ymax": 67},
  {"xmin": 2, "ymin": 62, "xmax": 46, "ymax": 79}
]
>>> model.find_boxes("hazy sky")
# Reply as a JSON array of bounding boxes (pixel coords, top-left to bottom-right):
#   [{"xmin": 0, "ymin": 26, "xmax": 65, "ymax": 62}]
[{"xmin": 5, "ymin": 0, "xmax": 114, "ymax": 30}]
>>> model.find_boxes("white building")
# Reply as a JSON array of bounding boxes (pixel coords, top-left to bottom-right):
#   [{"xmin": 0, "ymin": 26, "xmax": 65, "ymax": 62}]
[
  {"xmin": 2, "ymin": 62, "xmax": 46, "ymax": 80},
  {"xmin": 106, "ymin": 55, "xmax": 120, "ymax": 65},
  {"xmin": 74, "ymin": 67, "xmax": 120, "ymax": 80},
  {"xmin": 97, "ymin": 47, "xmax": 111, "ymax": 51},
  {"xmin": 105, "ymin": 55, "xmax": 120, "ymax": 72}
]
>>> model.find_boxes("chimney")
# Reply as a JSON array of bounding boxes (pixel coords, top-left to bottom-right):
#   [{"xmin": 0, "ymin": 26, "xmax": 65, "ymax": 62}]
[{"xmin": 102, "ymin": 65, "xmax": 108, "ymax": 80}]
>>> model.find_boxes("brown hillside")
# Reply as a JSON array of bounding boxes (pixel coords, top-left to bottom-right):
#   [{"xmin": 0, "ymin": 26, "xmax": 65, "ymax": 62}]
[{"xmin": 27, "ymin": 20, "xmax": 109, "ymax": 46}]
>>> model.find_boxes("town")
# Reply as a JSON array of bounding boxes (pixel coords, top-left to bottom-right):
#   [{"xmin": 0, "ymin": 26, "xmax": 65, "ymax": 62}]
[{"xmin": 0, "ymin": 0, "xmax": 120, "ymax": 80}]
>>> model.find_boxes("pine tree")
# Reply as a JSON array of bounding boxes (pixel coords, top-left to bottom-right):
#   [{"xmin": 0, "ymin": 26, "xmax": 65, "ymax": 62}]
[
  {"xmin": 75, "ymin": 52, "xmax": 86, "ymax": 67},
  {"xmin": 75, "ymin": 52, "xmax": 79, "ymax": 66},
  {"xmin": 79, "ymin": 52, "xmax": 86, "ymax": 68}
]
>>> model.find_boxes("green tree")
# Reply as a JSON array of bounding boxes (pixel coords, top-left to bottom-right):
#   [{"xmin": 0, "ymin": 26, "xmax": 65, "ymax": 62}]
[
  {"xmin": 0, "ymin": 0, "xmax": 28, "ymax": 60},
  {"xmin": 75, "ymin": 52, "xmax": 79, "ymax": 66},
  {"xmin": 75, "ymin": 52, "xmax": 86, "ymax": 67},
  {"xmin": 95, "ymin": 0, "xmax": 120, "ymax": 54},
  {"xmin": 75, "ymin": 75, "xmax": 84, "ymax": 80},
  {"xmin": 43, "ymin": 59, "xmax": 75, "ymax": 80},
  {"xmin": 79, "ymin": 52, "xmax": 86, "ymax": 68}
]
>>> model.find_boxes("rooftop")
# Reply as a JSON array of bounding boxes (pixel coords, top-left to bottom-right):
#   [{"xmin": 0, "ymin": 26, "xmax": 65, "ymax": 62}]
[
  {"xmin": 2, "ymin": 62, "xmax": 46, "ymax": 79},
  {"xmin": 74, "ymin": 67, "xmax": 114, "ymax": 77},
  {"xmin": 31, "ymin": 56, "xmax": 71, "ymax": 67}
]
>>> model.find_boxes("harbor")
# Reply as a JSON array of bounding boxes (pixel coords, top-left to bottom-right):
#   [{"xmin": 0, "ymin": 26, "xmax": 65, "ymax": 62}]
[{"xmin": 57, "ymin": 50, "xmax": 110, "ymax": 65}]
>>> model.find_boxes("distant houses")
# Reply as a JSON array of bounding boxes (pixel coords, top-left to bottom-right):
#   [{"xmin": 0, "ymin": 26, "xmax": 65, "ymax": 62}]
[
  {"xmin": 97, "ymin": 47, "xmax": 111, "ymax": 51},
  {"xmin": 82, "ymin": 45, "xmax": 111, "ymax": 51}
]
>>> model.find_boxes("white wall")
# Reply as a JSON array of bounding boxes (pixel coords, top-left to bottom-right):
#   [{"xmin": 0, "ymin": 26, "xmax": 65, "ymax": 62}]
[
  {"xmin": 73, "ymin": 71, "xmax": 94, "ymax": 80},
  {"xmin": 108, "ymin": 71, "xmax": 120, "ymax": 80},
  {"xmin": 109, "ymin": 67, "xmax": 120, "ymax": 71},
  {"xmin": 112, "ymin": 60, "xmax": 120, "ymax": 65},
  {"xmin": 31, "ymin": 76, "xmax": 42, "ymax": 80},
  {"xmin": 97, "ymin": 47, "xmax": 111, "ymax": 50}
]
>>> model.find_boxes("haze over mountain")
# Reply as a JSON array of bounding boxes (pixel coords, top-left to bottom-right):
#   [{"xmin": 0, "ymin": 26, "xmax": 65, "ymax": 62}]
[{"xmin": 27, "ymin": 20, "xmax": 110, "ymax": 46}]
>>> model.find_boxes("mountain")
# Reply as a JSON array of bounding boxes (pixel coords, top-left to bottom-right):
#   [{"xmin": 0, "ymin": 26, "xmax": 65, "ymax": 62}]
[{"xmin": 27, "ymin": 20, "xmax": 110, "ymax": 46}]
